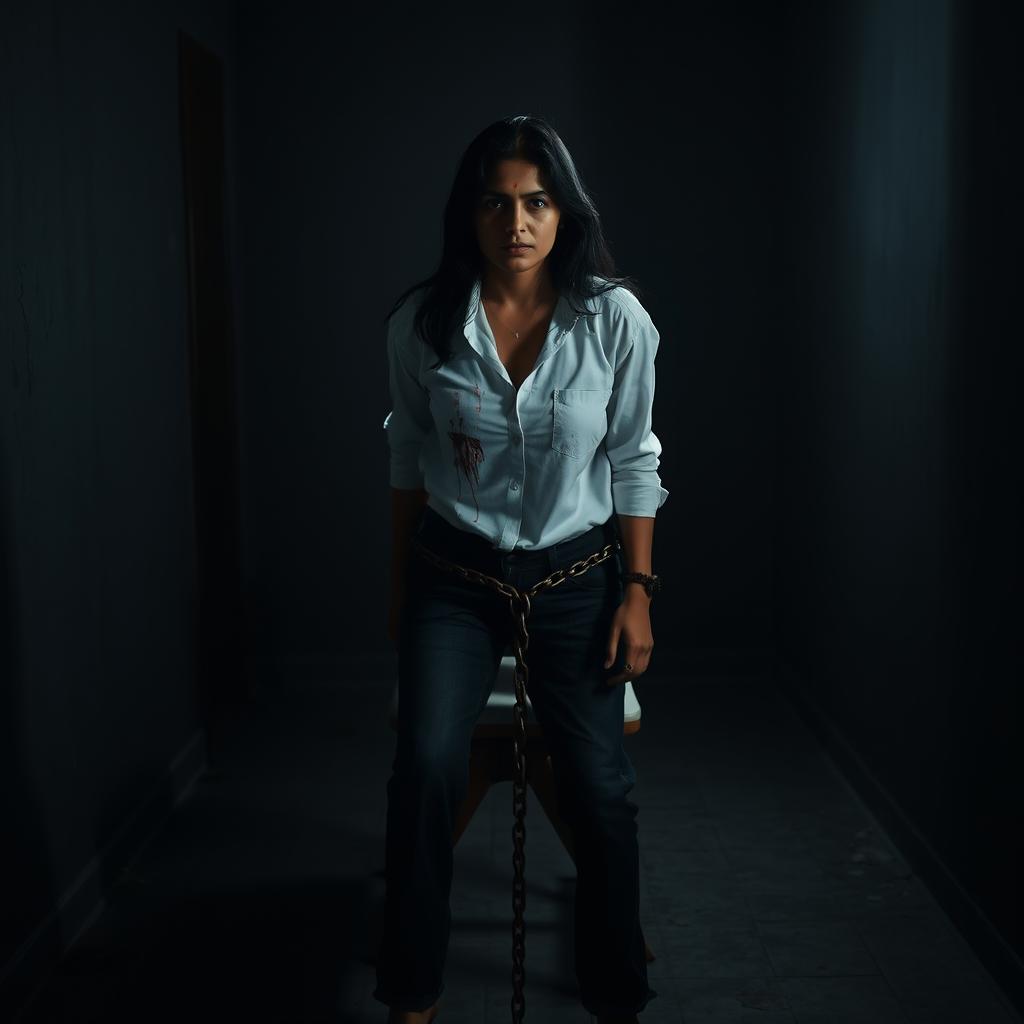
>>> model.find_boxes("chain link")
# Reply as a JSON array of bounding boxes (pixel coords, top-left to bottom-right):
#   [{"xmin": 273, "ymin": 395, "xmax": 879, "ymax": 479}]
[{"xmin": 409, "ymin": 533, "xmax": 620, "ymax": 1024}]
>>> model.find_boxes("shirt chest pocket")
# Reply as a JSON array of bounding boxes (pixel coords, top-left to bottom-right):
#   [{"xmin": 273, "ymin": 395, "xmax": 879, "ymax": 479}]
[{"xmin": 551, "ymin": 387, "xmax": 613, "ymax": 459}]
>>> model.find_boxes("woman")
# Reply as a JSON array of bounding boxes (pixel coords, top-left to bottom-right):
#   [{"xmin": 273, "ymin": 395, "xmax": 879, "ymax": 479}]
[{"xmin": 374, "ymin": 114, "xmax": 668, "ymax": 1024}]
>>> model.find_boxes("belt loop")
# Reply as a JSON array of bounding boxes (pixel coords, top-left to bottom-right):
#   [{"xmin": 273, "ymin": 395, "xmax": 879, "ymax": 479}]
[
  {"xmin": 605, "ymin": 515, "xmax": 621, "ymax": 552},
  {"xmin": 545, "ymin": 539, "xmax": 559, "ymax": 576}
]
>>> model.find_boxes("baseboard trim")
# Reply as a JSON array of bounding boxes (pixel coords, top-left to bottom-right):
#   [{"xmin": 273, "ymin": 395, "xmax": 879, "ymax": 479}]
[
  {"xmin": 776, "ymin": 659, "xmax": 1024, "ymax": 1021},
  {"xmin": 1, "ymin": 727, "xmax": 208, "ymax": 1022}
]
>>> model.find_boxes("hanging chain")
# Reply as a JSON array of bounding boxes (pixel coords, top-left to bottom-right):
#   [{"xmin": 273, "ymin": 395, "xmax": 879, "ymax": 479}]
[{"xmin": 409, "ymin": 534, "xmax": 620, "ymax": 1024}]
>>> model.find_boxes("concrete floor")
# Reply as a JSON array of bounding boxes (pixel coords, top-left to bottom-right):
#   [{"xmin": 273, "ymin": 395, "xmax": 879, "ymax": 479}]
[{"xmin": 14, "ymin": 669, "xmax": 1022, "ymax": 1023}]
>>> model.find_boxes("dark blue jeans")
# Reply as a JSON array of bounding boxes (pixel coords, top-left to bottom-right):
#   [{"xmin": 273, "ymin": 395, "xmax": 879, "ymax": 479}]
[{"xmin": 373, "ymin": 505, "xmax": 658, "ymax": 1017}]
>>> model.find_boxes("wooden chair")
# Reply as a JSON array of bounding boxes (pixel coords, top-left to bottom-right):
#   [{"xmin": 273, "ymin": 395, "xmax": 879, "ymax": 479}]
[{"xmin": 387, "ymin": 650, "xmax": 656, "ymax": 964}]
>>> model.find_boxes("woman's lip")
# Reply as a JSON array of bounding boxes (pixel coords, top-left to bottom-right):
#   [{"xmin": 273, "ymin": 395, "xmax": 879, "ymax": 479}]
[{"xmin": 505, "ymin": 245, "xmax": 531, "ymax": 252}]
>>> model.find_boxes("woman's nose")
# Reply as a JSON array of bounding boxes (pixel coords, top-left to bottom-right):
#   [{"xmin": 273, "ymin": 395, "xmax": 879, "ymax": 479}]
[{"xmin": 504, "ymin": 202, "xmax": 527, "ymax": 230}]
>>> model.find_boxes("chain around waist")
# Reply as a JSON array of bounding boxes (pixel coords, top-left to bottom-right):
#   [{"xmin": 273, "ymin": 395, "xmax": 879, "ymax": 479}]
[{"xmin": 413, "ymin": 507, "xmax": 619, "ymax": 581}]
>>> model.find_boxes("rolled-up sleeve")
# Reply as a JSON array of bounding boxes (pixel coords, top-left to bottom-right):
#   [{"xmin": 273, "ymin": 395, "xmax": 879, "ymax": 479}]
[
  {"xmin": 603, "ymin": 304, "xmax": 669, "ymax": 517},
  {"xmin": 383, "ymin": 308, "xmax": 433, "ymax": 489}
]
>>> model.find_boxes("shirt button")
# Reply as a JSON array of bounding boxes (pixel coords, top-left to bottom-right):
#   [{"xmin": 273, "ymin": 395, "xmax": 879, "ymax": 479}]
[{"xmin": 510, "ymin": 480, "xmax": 519, "ymax": 491}]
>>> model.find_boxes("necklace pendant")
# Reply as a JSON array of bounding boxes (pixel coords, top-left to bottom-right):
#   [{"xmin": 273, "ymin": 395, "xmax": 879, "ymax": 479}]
[{"xmin": 513, "ymin": 330, "xmax": 520, "ymax": 340}]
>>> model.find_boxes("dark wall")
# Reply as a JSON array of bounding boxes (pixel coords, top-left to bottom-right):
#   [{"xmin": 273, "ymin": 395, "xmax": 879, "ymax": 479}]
[
  {"xmin": 234, "ymin": 1, "xmax": 784, "ymax": 686},
  {"xmin": 775, "ymin": 0, "xmax": 1023, "ymax": 995},
  {"xmin": 0, "ymin": 0, "xmax": 237, "ymax": 1002}
]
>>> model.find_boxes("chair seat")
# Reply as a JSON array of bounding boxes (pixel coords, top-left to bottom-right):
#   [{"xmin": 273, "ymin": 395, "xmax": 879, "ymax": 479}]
[{"xmin": 388, "ymin": 655, "xmax": 641, "ymax": 735}]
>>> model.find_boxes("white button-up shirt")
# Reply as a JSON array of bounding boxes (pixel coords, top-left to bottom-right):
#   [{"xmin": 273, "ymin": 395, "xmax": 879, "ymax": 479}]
[{"xmin": 383, "ymin": 273, "xmax": 668, "ymax": 551}]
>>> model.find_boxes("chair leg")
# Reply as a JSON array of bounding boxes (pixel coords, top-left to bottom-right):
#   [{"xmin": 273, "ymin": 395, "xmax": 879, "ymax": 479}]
[{"xmin": 526, "ymin": 753, "xmax": 656, "ymax": 965}]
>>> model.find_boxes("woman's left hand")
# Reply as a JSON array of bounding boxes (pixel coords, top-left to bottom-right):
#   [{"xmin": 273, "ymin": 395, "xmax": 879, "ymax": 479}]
[{"xmin": 603, "ymin": 594, "xmax": 653, "ymax": 687}]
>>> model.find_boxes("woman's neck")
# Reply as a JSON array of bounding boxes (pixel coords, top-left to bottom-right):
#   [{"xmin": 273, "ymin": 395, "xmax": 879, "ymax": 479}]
[{"xmin": 479, "ymin": 266, "xmax": 558, "ymax": 311}]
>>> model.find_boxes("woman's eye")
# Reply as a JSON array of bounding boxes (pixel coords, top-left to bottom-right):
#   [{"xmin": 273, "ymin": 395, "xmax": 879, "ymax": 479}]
[{"xmin": 483, "ymin": 197, "xmax": 548, "ymax": 210}]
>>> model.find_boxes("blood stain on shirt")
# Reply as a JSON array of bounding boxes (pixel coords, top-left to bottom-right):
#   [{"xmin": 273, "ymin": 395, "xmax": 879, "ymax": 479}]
[{"xmin": 447, "ymin": 385, "xmax": 485, "ymax": 521}]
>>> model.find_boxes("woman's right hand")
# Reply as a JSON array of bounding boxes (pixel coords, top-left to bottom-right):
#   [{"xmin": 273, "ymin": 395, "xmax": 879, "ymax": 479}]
[
  {"xmin": 388, "ymin": 487, "xmax": 428, "ymax": 649},
  {"xmin": 387, "ymin": 583, "xmax": 406, "ymax": 649}
]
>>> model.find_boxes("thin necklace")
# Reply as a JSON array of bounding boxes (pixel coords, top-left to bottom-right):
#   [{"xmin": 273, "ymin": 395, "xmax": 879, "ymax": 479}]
[{"xmin": 484, "ymin": 295, "xmax": 555, "ymax": 341}]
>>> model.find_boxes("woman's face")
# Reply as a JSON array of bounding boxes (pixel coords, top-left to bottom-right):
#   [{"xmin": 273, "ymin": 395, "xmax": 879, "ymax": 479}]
[{"xmin": 473, "ymin": 158, "xmax": 562, "ymax": 278}]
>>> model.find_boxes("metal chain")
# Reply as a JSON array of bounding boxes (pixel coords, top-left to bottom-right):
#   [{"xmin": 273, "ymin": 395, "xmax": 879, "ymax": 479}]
[{"xmin": 409, "ymin": 533, "xmax": 620, "ymax": 1024}]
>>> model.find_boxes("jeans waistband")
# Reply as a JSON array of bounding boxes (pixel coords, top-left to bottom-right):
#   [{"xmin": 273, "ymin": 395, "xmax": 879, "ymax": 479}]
[{"xmin": 414, "ymin": 504, "xmax": 620, "ymax": 579}]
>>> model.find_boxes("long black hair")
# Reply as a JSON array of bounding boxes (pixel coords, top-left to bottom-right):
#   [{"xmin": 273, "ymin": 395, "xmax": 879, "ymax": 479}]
[{"xmin": 384, "ymin": 114, "xmax": 643, "ymax": 369}]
